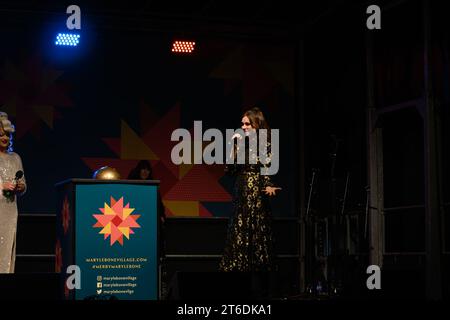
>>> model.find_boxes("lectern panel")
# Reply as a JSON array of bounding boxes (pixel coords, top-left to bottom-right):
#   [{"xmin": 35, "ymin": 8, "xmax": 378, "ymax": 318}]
[{"xmin": 56, "ymin": 180, "xmax": 160, "ymax": 300}]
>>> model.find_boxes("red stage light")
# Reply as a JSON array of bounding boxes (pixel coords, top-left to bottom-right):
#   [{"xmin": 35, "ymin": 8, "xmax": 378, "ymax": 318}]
[{"xmin": 172, "ymin": 40, "xmax": 196, "ymax": 54}]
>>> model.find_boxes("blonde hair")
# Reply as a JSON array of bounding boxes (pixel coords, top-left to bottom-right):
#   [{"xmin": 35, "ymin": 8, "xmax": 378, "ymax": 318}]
[
  {"xmin": 0, "ymin": 111, "xmax": 15, "ymax": 152},
  {"xmin": 0, "ymin": 111, "xmax": 15, "ymax": 134}
]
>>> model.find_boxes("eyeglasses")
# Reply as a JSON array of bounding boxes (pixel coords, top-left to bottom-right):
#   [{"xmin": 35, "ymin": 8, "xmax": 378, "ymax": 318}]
[{"xmin": 241, "ymin": 122, "xmax": 251, "ymax": 126}]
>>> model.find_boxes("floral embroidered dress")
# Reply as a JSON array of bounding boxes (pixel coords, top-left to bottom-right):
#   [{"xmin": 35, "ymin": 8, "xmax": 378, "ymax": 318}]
[{"xmin": 219, "ymin": 137, "xmax": 274, "ymax": 272}]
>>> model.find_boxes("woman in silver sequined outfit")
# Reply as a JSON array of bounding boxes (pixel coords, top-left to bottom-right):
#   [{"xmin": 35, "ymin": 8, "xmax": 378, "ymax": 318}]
[{"xmin": 0, "ymin": 112, "xmax": 26, "ymax": 273}]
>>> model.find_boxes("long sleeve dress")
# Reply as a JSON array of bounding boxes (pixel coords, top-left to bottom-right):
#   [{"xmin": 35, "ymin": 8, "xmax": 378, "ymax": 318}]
[
  {"xmin": 0, "ymin": 152, "xmax": 26, "ymax": 273},
  {"xmin": 219, "ymin": 136, "xmax": 275, "ymax": 272}
]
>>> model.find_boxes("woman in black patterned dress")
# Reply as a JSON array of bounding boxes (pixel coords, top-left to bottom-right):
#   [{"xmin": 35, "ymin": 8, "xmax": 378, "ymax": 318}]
[{"xmin": 219, "ymin": 107, "xmax": 281, "ymax": 295}]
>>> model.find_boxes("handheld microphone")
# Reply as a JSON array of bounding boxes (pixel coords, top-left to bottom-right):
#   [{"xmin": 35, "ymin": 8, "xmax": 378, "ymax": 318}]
[
  {"xmin": 234, "ymin": 129, "xmax": 244, "ymax": 138},
  {"xmin": 13, "ymin": 170, "xmax": 23, "ymax": 190},
  {"xmin": 2, "ymin": 170, "xmax": 23, "ymax": 202},
  {"xmin": 15, "ymin": 170, "xmax": 23, "ymax": 181}
]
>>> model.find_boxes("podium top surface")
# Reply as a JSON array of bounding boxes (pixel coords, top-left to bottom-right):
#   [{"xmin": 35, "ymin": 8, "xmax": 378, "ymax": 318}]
[{"xmin": 55, "ymin": 179, "xmax": 160, "ymax": 187}]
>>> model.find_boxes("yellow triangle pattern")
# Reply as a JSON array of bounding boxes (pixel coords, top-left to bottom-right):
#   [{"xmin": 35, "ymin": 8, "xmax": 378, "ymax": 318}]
[
  {"xmin": 104, "ymin": 204, "xmax": 115, "ymax": 215},
  {"xmin": 122, "ymin": 208, "xmax": 134, "ymax": 219},
  {"xmin": 163, "ymin": 201, "xmax": 199, "ymax": 217},
  {"xmin": 100, "ymin": 223, "xmax": 111, "ymax": 234},
  {"xmin": 121, "ymin": 120, "xmax": 159, "ymax": 160},
  {"xmin": 119, "ymin": 227, "xmax": 130, "ymax": 239}
]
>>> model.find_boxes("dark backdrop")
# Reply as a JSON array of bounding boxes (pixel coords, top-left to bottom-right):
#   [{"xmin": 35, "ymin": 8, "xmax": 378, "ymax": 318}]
[{"xmin": 0, "ymin": 15, "xmax": 298, "ymax": 218}]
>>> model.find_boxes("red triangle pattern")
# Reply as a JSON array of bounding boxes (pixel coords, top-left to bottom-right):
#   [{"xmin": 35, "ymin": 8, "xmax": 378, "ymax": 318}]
[
  {"xmin": 164, "ymin": 164, "xmax": 231, "ymax": 202},
  {"xmin": 102, "ymin": 138, "xmax": 121, "ymax": 156},
  {"xmin": 82, "ymin": 101, "xmax": 234, "ymax": 217},
  {"xmin": 142, "ymin": 103, "xmax": 181, "ymax": 178},
  {"xmin": 199, "ymin": 203, "xmax": 213, "ymax": 217},
  {"xmin": 151, "ymin": 161, "xmax": 178, "ymax": 197},
  {"xmin": 0, "ymin": 56, "xmax": 73, "ymax": 138}
]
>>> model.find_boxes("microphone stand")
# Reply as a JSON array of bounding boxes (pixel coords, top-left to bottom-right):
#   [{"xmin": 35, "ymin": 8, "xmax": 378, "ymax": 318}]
[
  {"xmin": 340, "ymin": 172, "xmax": 350, "ymax": 221},
  {"xmin": 305, "ymin": 168, "xmax": 318, "ymax": 295},
  {"xmin": 328, "ymin": 135, "xmax": 342, "ymax": 296},
  {"xmin": 340, "ymin": 172, "xmax": 350, "ymax": 256},
  {"xmin": 364, "ymin": 186, "xmax": 370, "ymax": 240}
]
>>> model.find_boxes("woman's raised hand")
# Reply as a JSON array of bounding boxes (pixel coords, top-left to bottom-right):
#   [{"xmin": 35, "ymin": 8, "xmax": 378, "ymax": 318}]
[{"xmin": 264, "ymin": 186, "xmax": 282, "ymax": 196}]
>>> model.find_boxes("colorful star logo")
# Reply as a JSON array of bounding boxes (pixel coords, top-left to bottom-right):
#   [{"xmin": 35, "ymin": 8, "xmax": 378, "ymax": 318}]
[{"xmin": 92, "ymin": 196, "xmax": 141, "ymax": 246}]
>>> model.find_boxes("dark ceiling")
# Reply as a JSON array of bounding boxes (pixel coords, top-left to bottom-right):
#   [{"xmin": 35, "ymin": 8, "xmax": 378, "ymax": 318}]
[
  {"xmin": 0, "ymin": 0, "xmax": 342, "ymax": 23},
  {"xmin": 0, "ymin": 0, "xmax": 372, "ymax": 34}
]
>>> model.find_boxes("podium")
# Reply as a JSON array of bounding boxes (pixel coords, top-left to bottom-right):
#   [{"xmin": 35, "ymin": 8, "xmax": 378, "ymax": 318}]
[{"xmin": 55, "ymin": 179, "xmax": 160, "ymax": 300}]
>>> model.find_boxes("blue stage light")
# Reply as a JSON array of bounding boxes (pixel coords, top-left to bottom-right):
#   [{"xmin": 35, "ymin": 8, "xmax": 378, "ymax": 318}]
[{"xmin": 55, "ymin": 33, "xmax": 80, "ymax": 46}]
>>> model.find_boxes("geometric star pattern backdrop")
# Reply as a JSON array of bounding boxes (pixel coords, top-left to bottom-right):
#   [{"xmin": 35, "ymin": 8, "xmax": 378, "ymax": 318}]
[{"xmin": 0, "ymin": 27, "xmax": 297, "ymax": 217}]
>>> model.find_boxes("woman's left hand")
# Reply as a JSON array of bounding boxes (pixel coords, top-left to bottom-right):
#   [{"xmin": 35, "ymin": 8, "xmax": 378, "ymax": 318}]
[{"xmin": 264, "ymin": 186, "xmax": 282, "ymax": 196}]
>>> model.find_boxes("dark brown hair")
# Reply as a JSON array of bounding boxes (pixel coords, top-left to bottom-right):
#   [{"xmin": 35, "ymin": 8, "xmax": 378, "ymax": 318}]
[
  {"xmin": 127, "ymin": 160, "xmax": 153, "ymax": 180},
  {"xmin": 243, "ymin": 107, "xmax": 270, "ymax": 130}
]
